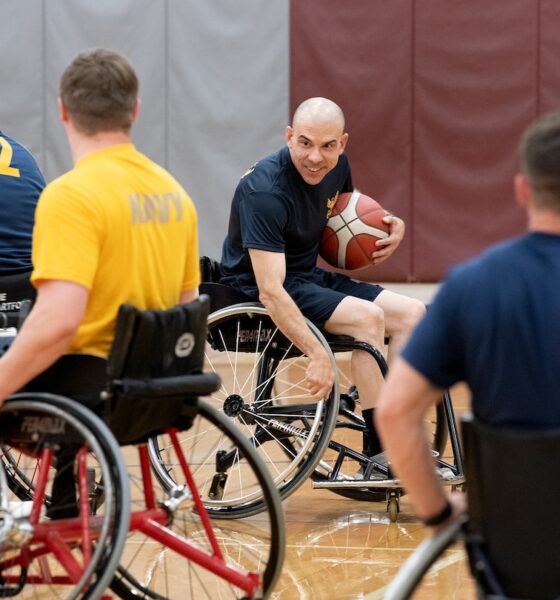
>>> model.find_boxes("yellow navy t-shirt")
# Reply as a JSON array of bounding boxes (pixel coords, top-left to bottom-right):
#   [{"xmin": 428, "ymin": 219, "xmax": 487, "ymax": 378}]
[{"xmin": 32, "ymin": 144, "xmax": 199, "ymax": 357}]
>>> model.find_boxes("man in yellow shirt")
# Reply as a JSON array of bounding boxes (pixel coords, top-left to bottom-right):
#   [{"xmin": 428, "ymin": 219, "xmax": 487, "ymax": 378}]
[{"xmin": 0, "ymin": 48, "xmax": 200, "ymax": 410}]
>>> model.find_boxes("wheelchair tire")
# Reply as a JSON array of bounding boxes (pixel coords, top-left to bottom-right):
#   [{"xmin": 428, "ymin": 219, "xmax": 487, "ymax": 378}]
[
  {"xmin": 150, "ymin": 303, "xmax": 340, "ymax": 515},
  {"xmin": 0, "ymin": 392, "xmax": 130, "ymax": 599},
  {"xmin": 115, "ymin": 399, "xmax": 285, "ymax": 599}
]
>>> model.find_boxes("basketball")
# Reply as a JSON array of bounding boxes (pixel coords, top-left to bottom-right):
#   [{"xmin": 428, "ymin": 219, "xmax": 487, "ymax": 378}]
[{"xmin": 320, "ymin": 191, "xmax": 390, "ymax": 270}]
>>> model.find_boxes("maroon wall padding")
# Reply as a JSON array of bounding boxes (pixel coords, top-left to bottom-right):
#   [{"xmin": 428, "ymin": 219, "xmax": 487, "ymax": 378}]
[
  {"xmin": 291, "ymin": 1, "xmax": 558, "ymax": 282},
  {"xmin": 541, "ymin": 1, "xmax": 560, "ymax": 113}
]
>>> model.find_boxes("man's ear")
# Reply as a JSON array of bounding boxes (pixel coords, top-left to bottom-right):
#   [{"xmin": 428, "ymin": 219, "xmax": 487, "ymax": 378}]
[
  {"xmin": 131, "ymin": 98, "xmax": 141, "ymax": 123},
  {"xmin": 58, "ymin": 98, "xmax": 69, "ymax": 122},
  {"xmin": 514, "ymin": 173, "xmax": 532, "ymax": 208},
  {"xmin": 339, "ymin": 132, "xmax": 349, "ymax": 154},
  {"xmin": 285, "ymin": 125, "xmax": 294, "ymax": 146}
]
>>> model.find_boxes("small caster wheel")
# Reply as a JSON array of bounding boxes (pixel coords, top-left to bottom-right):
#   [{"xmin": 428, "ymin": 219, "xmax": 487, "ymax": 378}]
[{"xmin": 388, "ymin": 497, "xmax": 399, "ymax": 522}]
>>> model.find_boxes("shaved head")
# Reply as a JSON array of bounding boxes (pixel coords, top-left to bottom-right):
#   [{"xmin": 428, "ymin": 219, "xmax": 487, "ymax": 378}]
[{"xmin": 292, "ymin": 97, "xmax": 345, "ymax": 132}]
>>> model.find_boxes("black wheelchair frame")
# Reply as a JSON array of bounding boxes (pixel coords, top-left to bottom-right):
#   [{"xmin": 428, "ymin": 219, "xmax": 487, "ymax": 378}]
[
  {"xmin": 386, "ymin": 414, "xmax": 560, "ymax": 599},
  {"xmin": 149, "ymin": 257, "xmax": 465, "ymax": 522}
]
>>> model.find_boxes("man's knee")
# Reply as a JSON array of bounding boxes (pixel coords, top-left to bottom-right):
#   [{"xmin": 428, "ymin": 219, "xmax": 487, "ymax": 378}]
[
  {"xmin": 405, "ymin": 298, "xmax": 426, "ymax": 330},
  {"xmin": 326, "ymin": 297, "xmax": 385, "ymax": 345},
  {"xmin": 351, "ymin": 302, "xmax": 385, "ymax": 345},
  {"xmin": 393, "ymin": 297, "xmax": 426, "ymax": 335}
]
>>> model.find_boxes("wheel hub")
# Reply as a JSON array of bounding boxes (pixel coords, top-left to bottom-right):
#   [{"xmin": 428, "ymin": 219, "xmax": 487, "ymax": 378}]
[{"xmin": 223, "ymin": 394, "xmax": 245, "ymax": 417}]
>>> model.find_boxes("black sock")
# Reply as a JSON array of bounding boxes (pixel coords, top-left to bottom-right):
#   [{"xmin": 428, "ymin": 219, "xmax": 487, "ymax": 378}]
[{"xmin": 362, "ymin": 408, "xmax": 383, "ymax": 456}]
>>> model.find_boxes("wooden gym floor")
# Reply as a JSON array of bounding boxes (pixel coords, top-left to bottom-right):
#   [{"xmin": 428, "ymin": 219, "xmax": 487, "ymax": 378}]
[
  {"xmin": 269, "ymin": 382, "xmax": 476, "ymax": 599},
  {"xmin": 115, "ymin": 381, "xmax": 475, "ymax": 599}
]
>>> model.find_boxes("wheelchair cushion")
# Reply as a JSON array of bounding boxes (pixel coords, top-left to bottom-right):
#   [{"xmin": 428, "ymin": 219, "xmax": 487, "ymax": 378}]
[{"xmin": 105, "ymin": 295, "xmax": 220, "ymax": 445}]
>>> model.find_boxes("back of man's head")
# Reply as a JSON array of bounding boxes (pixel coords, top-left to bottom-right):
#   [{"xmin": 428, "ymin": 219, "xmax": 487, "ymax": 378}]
[
  {"xmin": 520, "ymin": 111, "xmax": 560, "ymax": 213},
  {"xmin": 60, "ymin": 48, "xmax": 138, "ymax": 136}
]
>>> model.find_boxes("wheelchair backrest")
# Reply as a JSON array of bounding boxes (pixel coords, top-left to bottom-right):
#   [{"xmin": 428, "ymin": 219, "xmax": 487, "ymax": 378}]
[
  {"xmin": 104, "ymin": 295, "xmax": 218, "ymax": 445},
  {"xmin": 0, "ymin": 271, "xmax": 35, "ymax": 330},
  {"xmin": 107, "ymin": 295, "xmax": 210, "ymax": 381},
  {"xmin": 462, "ymin": 414, "xmax": 560, "ymax": 599}
]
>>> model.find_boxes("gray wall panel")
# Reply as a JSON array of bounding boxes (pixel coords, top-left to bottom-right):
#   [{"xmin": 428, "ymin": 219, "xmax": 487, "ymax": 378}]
[
  {"xmin": 168, "ymin": 0, "xmax": 289, "ymax": 258},
  {"xmin": 2, "ymin": 0, "xmax": 289, "ymax": 260},
  {"xmin": 0, "ymin": 1, "xmax": 45, "ymax": 165},
  {"xmin": 44, "ymin": 0, "xmax": 167, "ymax": 178}
]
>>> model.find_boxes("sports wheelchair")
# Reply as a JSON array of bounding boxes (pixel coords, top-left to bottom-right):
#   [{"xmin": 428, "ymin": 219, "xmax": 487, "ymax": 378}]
[
  {"xmin": 0, "ymin": 270, "xmax": 34, "ymax": 354},
  {"xmin": 385, "ymin": 414, "xmax": 560, "ymax": 599},
  {"xmin": 148, "ymin": 257, "xmax": 465, "ymax": 522},
  {"xmin": 0, "ymin": 295, "xmax": 285, "ymax": 598}
]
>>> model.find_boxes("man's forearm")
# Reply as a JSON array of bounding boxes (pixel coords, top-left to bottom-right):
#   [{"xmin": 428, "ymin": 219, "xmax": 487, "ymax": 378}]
[
  {"xmin": 0, "ymin": 280, "xmax": 88, "ymax": 402},
  {"xmin": 0, "ymin": 315, "xmax": 73, "ymax": 400},
  {"xmin": 376, "ymin": 358, "xmax": 449, "ymax": 520},
  {"xmin": 259, "ymin": 286, "xmax": 325, "ymax": 358},
  {"xmin": 379, "ymin": 411, "xmax": 448, "ymax": 519}
]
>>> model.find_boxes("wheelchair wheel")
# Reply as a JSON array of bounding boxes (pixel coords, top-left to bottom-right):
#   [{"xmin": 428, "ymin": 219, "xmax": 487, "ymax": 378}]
[
  {"xmin": 150, "ymin": 303, "xmax": 339, "ymax": 515},
  {"xmin": 311, "ymin": 351, "xmax": 449, "ymax": 502},
  {"xmin": 114, "ymin": 399, "xmax": 285, "ymax": 599},
  {"xmin": 0, "ymin": 444, "xmax": 40, "ymax": 501},
  {"xmin": 0, "ymin": 392, "xmax": 130, "ymax": 599}
]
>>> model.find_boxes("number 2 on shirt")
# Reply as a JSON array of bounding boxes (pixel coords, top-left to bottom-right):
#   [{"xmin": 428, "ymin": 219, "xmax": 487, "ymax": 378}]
[{"xmin": 0, "ymin": 136, "xmax": 21, "ymax": 178}]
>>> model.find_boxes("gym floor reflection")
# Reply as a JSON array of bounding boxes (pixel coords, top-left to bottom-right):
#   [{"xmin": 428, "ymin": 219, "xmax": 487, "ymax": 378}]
[{"xmin": 272, "ymin": 383, "xmax": 475, "ymax": 599}]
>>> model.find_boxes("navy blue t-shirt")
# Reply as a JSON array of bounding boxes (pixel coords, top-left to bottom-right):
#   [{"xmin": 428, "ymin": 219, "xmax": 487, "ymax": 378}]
[
  {"xmin": 402, "ymin": 233, "xmax": 560, "ymax": 428},
  {"xmin": 0, "ymin": 132, "xmax": 45, "ymax": 274},
  {"xmin": 220, "ymin": 146, "xmax": 353, "ymax": 281}
]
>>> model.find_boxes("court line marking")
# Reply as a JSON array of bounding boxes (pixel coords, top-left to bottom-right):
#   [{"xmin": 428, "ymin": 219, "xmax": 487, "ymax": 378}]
[{"xmin": 364, "ymin": 549, "xmax": 465, "ymax": 599}]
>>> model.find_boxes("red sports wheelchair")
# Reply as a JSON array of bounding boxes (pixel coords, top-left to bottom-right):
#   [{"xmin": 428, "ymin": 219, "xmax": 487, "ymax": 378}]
[{"xmin": 0, "ymin": 295, "xmax": 285, "ymax": 599}]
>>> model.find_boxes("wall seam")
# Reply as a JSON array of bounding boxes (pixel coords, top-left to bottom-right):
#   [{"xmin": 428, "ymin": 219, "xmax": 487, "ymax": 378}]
[
  {"xmin": 536, "ymin": 0, "xmax": 541, "ymax": 117},
  {"xmin": 410, "ymin": 0, "xmax": 417, "ymax": 281},
  {"xmin": 165, "ymin": 0, "xmax": 170, "ymax": 169},
  {"xmin": 41, "ymin": 0, "xmax": 47, "ymax": 174}
]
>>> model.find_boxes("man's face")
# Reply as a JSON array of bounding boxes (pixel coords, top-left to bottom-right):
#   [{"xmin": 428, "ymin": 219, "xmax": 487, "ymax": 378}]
[{"xmin": 286, "ymin": 119, "xmax": 348, "ymax": 185}]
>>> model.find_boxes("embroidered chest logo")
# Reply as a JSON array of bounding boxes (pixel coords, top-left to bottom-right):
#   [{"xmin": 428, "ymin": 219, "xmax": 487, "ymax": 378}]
[{"xmin": 326, "ymin": 191, "xmax": 340, "ymax": 220}]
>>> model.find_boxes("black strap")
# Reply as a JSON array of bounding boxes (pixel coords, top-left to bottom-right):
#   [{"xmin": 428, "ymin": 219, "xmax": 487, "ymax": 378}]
[{"xmin": 421, "ymin": 500, "xmax": 452, "ymax": 527}]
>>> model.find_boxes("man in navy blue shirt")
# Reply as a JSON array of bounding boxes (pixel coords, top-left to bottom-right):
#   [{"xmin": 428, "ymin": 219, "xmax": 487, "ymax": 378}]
[
  {"xmin": 221, "ymin": 97, "xmax": 426, "ymax": 456},
  {"xmin": 376, "ymin": 111, "xmax": 560, "ymax": 530},
  {"xmin": 0, "ymin": 132, "xmax": 45, "ymax": 311},
  {"xmin": 0, "ymin": 132, "xmax": 45, "ymax": 274}
]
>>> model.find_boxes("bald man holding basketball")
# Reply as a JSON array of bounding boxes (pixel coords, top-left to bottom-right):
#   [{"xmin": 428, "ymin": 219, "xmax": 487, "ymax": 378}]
[{"xmin": 220, "ymin": 97, "xmax": 425, "ymax": 460}]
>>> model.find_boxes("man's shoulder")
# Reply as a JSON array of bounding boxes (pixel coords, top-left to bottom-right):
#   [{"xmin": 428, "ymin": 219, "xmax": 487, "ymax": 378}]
[
  {"xmin": 448, "ymin": 235, "xmax": 527, "ymax": 282},
  {"xmin": 238, "ymin": 148, "xmax": 290, "ymax": 194}
]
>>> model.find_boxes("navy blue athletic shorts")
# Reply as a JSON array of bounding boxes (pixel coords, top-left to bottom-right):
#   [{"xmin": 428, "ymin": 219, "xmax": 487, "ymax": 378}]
[{"xmin": 223, "ymin": 267, "xmax": 383, "ymax": 329}]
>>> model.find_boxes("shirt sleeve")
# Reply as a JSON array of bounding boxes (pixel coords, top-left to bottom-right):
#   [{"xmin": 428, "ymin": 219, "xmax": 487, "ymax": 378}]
[
  {"xmin": 401, "ymin": 268, "xmax": 467, "ymax": 389},
  {"xmin": 238, "ymin": 191, "xmax": 289, "ymax": 253},
  {"xmin": 31, "ymin": 181, "xmax": 101, "ymax": 289},
  {"xmin": 181, "ymin": 196, "xmax": 201, "ymax": 292}
]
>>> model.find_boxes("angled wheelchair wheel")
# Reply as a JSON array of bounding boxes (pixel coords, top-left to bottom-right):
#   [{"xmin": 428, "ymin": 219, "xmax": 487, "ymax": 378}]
[
  {"xmin": 256, "ymin": 327, "xmax": 447, "ymax": 506},
  {"xmin": 0, "ymin": 392, "xmax": 130, "ymax": 599},
  {"xmin": 384, "ymin": 518, "xmax": 464, "ymax": 600},
  {"xmin": 150, "ymin": 303, "xmax": 339, "ymax": 515},
  {"xmin": 116, "ymin": 399, "xmax": 285, "ymax": 599},
  {"xmin": 311, "ymin": 353, "xmax": 449, "ymax": 502}
]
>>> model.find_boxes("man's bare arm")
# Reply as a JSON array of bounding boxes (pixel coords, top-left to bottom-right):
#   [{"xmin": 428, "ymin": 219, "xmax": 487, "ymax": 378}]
[
  {"xmin": 0, "ymin": 280, "xmax": 89, "ymax": 403},
  {"xmin": 376, "ymin": 357, "xmax": 466, "ymax": 530},
  {"xmin": 179, "ymin": 288, "xmax": 198, "ymax": 304},
  {"xmin": 249, "ymin": 248, "xmax": 334, "ymax": 400}
]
